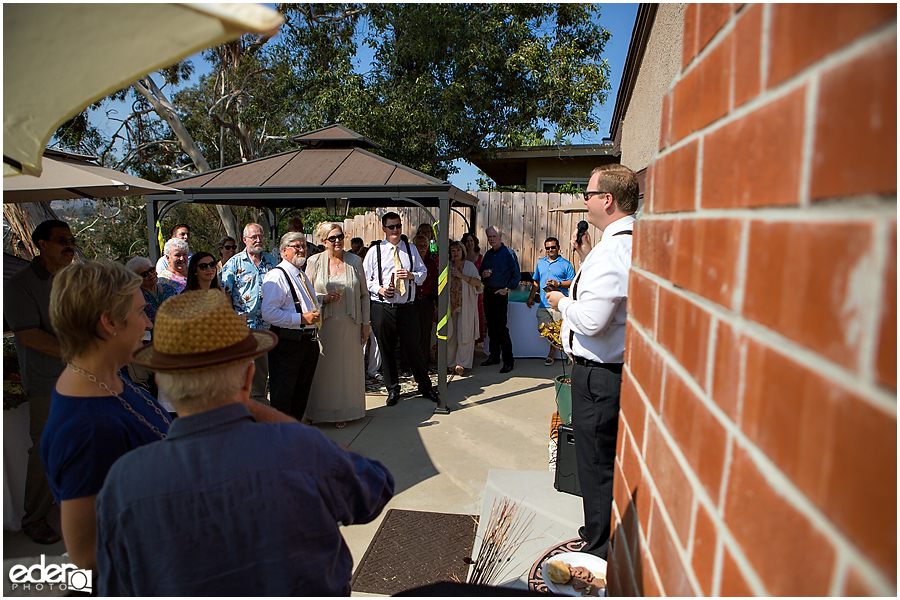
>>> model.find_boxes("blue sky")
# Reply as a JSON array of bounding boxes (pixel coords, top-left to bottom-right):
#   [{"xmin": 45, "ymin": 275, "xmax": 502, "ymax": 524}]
[{"xmin": 88, "ymin": 3, "xmax": 639, "ymax": 190}]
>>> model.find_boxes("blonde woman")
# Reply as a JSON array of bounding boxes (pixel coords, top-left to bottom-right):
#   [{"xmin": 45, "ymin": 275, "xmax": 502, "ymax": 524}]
[
  {"xmin": 304, "ymin": 223, "xmax": 371, "ymax": 428},
  {"xmin": 41, "ymin": 260, "xmax": 171, "ymax": 570},
  {"xmin": 446, "ymin": 240, "xmax": 482, "ymax": 375}
]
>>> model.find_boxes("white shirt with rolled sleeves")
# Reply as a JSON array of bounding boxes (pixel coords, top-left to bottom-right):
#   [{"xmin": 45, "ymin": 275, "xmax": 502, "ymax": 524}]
[
  {"xmin": 362, "ymin": 240, "xmax": 427, "ymax": 304},
  {"xmin": 261, "ymin": 260, "xmax": 318, "ymax": 329},
  {"xmin": 558, "ymin": 215, "xmax": 634, "ymax": 364}
]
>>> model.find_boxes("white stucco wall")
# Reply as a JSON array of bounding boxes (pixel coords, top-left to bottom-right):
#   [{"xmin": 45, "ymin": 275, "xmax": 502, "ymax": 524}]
[{"xmin": 619, "ymin": 4, "xmax": 686, "ymax": 172}]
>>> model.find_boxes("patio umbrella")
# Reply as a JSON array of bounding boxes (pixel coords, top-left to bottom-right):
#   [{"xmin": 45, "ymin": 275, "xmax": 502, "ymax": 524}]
[
  {"xmin": 3, "ymin": 3, "xmax": 283, "ymax": 178},
  {"xmin": 4, "ymin": 150, "xmax": 174, "ymax": 203}
]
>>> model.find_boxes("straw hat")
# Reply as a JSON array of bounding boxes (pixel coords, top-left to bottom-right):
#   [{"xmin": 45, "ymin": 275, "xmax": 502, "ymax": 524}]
[{"xmin": 133, "ymin": 290, "xmax": 277, "ymax": 373}]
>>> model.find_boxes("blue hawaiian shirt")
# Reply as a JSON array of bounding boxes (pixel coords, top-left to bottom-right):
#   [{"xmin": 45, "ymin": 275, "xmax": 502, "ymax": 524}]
[{"xmin": 221, "ymin": 250, "xmax": 279, "ymax": 329}]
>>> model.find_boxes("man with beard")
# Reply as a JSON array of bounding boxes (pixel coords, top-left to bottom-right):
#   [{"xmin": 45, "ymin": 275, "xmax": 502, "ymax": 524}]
[
  {"xmin": 261, "ymin": 232, "xmax": 321, "ymax": 420},
  {"xmin": 4, "ymin": 219, "xmax": 76, "ymax": 544},
  {"xmin": 222, "ymin": 223, "xmax": 279, "ymax": 402}
]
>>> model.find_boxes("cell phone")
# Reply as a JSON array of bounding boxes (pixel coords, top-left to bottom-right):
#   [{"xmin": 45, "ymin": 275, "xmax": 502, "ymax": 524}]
[{"xmin": 543, "ymin": 284, "xmax": 559, "ymax": 293}]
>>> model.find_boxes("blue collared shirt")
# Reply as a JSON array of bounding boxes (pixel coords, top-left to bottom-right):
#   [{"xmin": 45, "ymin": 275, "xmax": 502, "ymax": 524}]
[
  {"xmin": 221, "ymin": 250, "xmax": 279, "ymax": 329},
  {"xmin": 480, "ymin": 243, "xmax": 521, "ymax": 289},
  {"xmin": 533, "ymin": 255, "xmax": 575, "ymax": 307},
  {"xmin": 96, "ymin": 403, "xmax": 394, "ymax": 597}
]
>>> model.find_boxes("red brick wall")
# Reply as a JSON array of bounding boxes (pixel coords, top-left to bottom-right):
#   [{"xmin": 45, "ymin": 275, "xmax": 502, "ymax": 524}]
[{"xmin": 610, "ymin": 4, "xmax": 896, "ymax": 596}]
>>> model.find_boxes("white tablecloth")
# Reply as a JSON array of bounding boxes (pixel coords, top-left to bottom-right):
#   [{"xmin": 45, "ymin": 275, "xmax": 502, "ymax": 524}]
[
  {"xmin": 484, "ymin": 301, "xmax": 566, "ymax": 359},
  {"xmin": 4, "ymin": 402, "xmax": 31, "ymax": 531}
]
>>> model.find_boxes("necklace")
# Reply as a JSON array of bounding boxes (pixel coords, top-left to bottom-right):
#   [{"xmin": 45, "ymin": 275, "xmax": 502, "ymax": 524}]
[{"xmin": 67, "ymin": 364, "xmax": 169, "ymax": 439}]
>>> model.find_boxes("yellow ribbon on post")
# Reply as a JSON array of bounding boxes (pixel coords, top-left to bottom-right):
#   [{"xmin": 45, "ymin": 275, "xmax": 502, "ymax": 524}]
[
  {"xmin": 436, "ymin": 264, "xmax": 449, "ymax": 340},
  {"xmin": 156, "ymin": 220, "xmax": 165, "ymax": 255}
]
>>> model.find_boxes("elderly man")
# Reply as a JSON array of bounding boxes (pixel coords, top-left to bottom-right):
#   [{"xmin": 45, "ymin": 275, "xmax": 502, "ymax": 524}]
[
  {"xmin": 157, "ymin": 237, "xmax": 189, "ymax": 293},
  {"xmin": 154, "ymin": 223, "xmax": 192, "ymax": 274},
  {"xmin": 526, "ymin": 236, "xmax": 575, "ymax": 365},
  {"xmin": 4, "ymin": 219, "xmax": 77, "ymax": 544},
  {"xmin": 221, "ymin": 223, "xmax": 279, "ymax": 402},
  {"xmin": 96, "ymin": 290, "xmax": 394, "ymax": 595},
  {"xmin": 547, "ymin": 164, "xmax": 638, "ymax": 560},
  {"xmin": 479, "ymin": 226, "xmax": 520, "ymax": 373},
  {"xmin": 261, "ymin": 232, "xmax": 321, "ymax": 420},
  {"xmin": 363, "ymin": 212, "xmax": 439, "ymax": 406}
]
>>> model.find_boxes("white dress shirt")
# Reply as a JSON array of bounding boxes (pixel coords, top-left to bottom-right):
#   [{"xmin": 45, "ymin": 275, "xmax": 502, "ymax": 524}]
[
  {"xmin": 558, "ymin": 215, "xmax": 634, "ymax": 363},
  {"xmin": 261, "ymin": 260, "xmax": 318, "ymax": 329},
  {"xmin": 362, "ymin": 239, "xmax": 427, "ymax": 304}
]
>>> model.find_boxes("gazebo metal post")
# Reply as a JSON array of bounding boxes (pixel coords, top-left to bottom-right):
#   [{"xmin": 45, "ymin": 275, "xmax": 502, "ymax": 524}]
[
  {"xmin": 147, "ymin": 198, "xmax": 160, "ymax": 262},
  {"xmin": 434, "ymin": 195, "xmax": 450, "ymax": 414}
]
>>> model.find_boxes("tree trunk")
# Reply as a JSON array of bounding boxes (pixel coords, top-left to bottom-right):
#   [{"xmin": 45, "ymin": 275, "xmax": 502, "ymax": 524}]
[
  {"xmin": 3, "ymin": 201, "xmax": 62, "ymax": 259},
  {"xmin": 131, "ymin": 76, "xmax": 241, "ymax": 243}
]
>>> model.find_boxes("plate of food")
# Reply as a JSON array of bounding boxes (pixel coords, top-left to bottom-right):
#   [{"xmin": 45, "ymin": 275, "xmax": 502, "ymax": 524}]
[{"xmin": 541, "ymin": 551, "xmax": 608, "ymax": 597}]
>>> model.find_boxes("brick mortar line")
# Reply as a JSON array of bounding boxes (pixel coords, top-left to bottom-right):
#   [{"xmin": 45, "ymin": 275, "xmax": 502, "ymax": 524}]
[
  {"xmin": 694, "ymin": 135, "xmax": 703, "ymax": 213},
  {"xmin": 651, "ymin": 23, "xmax": 897, "ymax": 163},
  {"xmin": 731, "ymin": 218, "xmax": 750, "ymax": 321},
  {"xmin": 637, "ymin": 200, "xmax": 897, "ymax": 220},
  {"xmin": 829, "ymin": 552, "xmax": 851, "ymax": 596},
  {"xmin": 623, "ymin": 351, "xmax": 770, "ymax": 596},
  {"xmin": 798, "ymin": 73, "xmax": 819, "ymax": 207},
  {"xmin": 710, "ymin": 532, "xmax": 725, "ymax": 596},
  {"xmin": 626, "ymin": 317, "xmax": 896, "ymax": 585},
  {"xmin": 629, "ymin": 266, "xmax": 898, "ymax": 414},
  {"xmin": 760, "ymin": 4, "xmax": 772, "ymax": 90}
]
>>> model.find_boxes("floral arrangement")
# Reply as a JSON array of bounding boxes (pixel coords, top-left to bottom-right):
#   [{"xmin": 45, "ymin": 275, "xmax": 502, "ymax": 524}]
[
  {"xmin": 538, "ymin": 320, "xmax": 563, "ymax": 350},
  {"xmin": 4, "ymin": 336, "xmax": 27, "ymax": 410}
]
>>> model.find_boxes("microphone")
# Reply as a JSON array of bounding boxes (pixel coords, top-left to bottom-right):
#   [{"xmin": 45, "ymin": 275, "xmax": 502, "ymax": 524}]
[{"xmin": 576, "ymin": 220, "xmax": 589, "ymax": 246}]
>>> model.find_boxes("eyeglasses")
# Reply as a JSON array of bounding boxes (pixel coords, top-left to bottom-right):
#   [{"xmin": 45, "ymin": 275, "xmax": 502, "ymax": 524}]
[
  {"xmin": 139, "ymin": 268, "xmax": 155, "ymax": 278},
  {"xmin": 583, "ymin": 190, "xmax": 608, "ymax": 203},
  {"xmin": 327, "ymin": 234, "xmax": 345, "ymax": 242},
  {"xmin": 287, "ymin": 244, "xmax": 305, "ymax": 250},
  {"xmin": 545, "ymin": 246, "xmax": 558, "ymax": 251},
  {"xmin": 384, "ymin": 224, "xmax": 402, "ymax": 230},
  {"xmin": 51, "ymin": 236, "xmax": 78, "ymax": 246},
  {"xmin": 246, "ymin": 234, "xmax": 264, "ymax": 240},
  {"xmin": 221, "ymin": 244, "xmax": 237, "ymax": 251},
  {"xmin": 196, "ymin": 262, "xmax": 215, "ymax": 271}
]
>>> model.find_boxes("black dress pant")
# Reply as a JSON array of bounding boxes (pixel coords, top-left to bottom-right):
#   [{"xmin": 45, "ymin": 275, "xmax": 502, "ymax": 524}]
[
  {"xmin": 483, "ymin": 290, "xmax": 514, "ymax": 366},
  {"xmin": 415, "ymin": 294, "xmax": 437, "ymax": 364},
  {"xmin": 371, "ymin": 302, "xmax": 432, "ymax": 394},
  {"xmin": 268, "ymin": 335, "xmax": 319, "ymax": 420},
  {"xmin": 571, "ymin": 361, "xmax": 622, "ymax": 560}
]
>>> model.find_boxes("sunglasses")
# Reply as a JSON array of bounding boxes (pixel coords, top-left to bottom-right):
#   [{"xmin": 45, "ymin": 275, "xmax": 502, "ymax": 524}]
[
  {"xmin": 545, "ymin": 246, "xmax": 558, "ymax": 251},
  {"xmin": 139, "ymin": 268, "xmax": 155, "ymax": 278},
  {"xmin": 384, "ymin": 224, "xmax": 402, "ymax": 230},
  {"xmin": 196, "ymin": 262, "xmax": 216, "ymax": 271},
  {"xmin": 583, "ymin": 190, "xmax": 608, "ymax": 203},
  {"xmin": 221, "ymin": 244, "xmax": 237, "ymax": 251},
  {"xmin": 52, "ymin": 236, "xmax": 78, "ymax": 246},
  {"xmin": 327, "ymin": 234, "xmax": 345, "ymax": 242}
]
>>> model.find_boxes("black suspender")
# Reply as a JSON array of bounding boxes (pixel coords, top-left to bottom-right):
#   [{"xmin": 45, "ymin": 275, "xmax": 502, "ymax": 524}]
[{"xmin": 275, "ymin": 267, "xmax": 303, "ymax": 314}]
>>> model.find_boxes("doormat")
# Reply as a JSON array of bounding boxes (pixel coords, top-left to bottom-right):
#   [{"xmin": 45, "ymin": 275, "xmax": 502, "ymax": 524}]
[{"xmin": 350, "ymin": 509, "xmax": 478, "ymax": 595}]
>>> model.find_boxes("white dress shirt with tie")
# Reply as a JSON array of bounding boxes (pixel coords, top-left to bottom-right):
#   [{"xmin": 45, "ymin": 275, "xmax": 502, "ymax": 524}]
[
  {"xmin": 362, "ymin": 240, "xmax": 427, "ymax": 304},
  {"xmin": 261, "ymin": 260, "xmax": 319, "ymax": 329}
]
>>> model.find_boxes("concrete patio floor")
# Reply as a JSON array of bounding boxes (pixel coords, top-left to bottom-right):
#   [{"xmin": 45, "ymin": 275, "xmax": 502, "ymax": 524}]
[{"xmin": 4, "ymin": 348, "xmax": 582, "ymax": 595}]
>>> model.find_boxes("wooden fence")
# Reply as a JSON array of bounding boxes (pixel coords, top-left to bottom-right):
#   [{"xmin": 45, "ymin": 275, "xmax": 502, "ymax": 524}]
[{"xmin": 335, "ymin": 192, "xmax": 599, "ymax": 275}]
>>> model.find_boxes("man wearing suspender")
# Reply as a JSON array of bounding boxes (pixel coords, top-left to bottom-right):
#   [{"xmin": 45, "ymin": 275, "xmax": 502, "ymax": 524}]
[
  {"xmin": 261, "ymin": 232, "xmax": 321, "ymax": 421},
  {"xmin": 362, "ymin": 212, "xmax": 440, "ymax": 407},
  {"xmin": 547, "ymin": 164, "xmax": 638, "ymax": 560}
]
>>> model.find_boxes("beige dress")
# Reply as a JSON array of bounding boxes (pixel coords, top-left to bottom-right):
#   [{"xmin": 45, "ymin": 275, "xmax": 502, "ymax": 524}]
[{"xmin": 304, "ymin": 251, "xmax": 370, "ymax": 423}]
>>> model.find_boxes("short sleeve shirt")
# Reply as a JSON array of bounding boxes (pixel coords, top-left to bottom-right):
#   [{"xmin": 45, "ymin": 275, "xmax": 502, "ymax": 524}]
[
  {"xmin": 533, "ymin": 255, "xmax": 576, "ymax": 307},
  {"xmin": 221, "ymin": 250, "xmax": 279, "ymax": 329},
  {"xmin": 3, "ymin": 259, "xmax": 65, "ymax": 397}
]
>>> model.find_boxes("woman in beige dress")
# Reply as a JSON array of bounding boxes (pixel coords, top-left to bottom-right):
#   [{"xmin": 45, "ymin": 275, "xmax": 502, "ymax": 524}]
[
  {"xmin": 447, "ymin": 240, "xmax": 482, "ymax": 375},
  {"xmin": 304, "ymin": 222, "xmax": 371, "ymax": 428}
]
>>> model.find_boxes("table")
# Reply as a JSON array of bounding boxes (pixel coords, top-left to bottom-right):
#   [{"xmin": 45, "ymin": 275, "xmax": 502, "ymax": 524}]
[
  {"xmin": 484, "ymin": 301, "xmax": 565, "ymax": 359},
  {"xmin": 4, "ymin": 402, "xmax": 31, "ymax": 531}
]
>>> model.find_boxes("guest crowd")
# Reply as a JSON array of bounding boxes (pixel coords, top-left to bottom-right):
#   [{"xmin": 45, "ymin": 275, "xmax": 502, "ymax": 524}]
[{"xmin": 4, "ymin": 205, "xmax": 575, "ymax": 592}]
